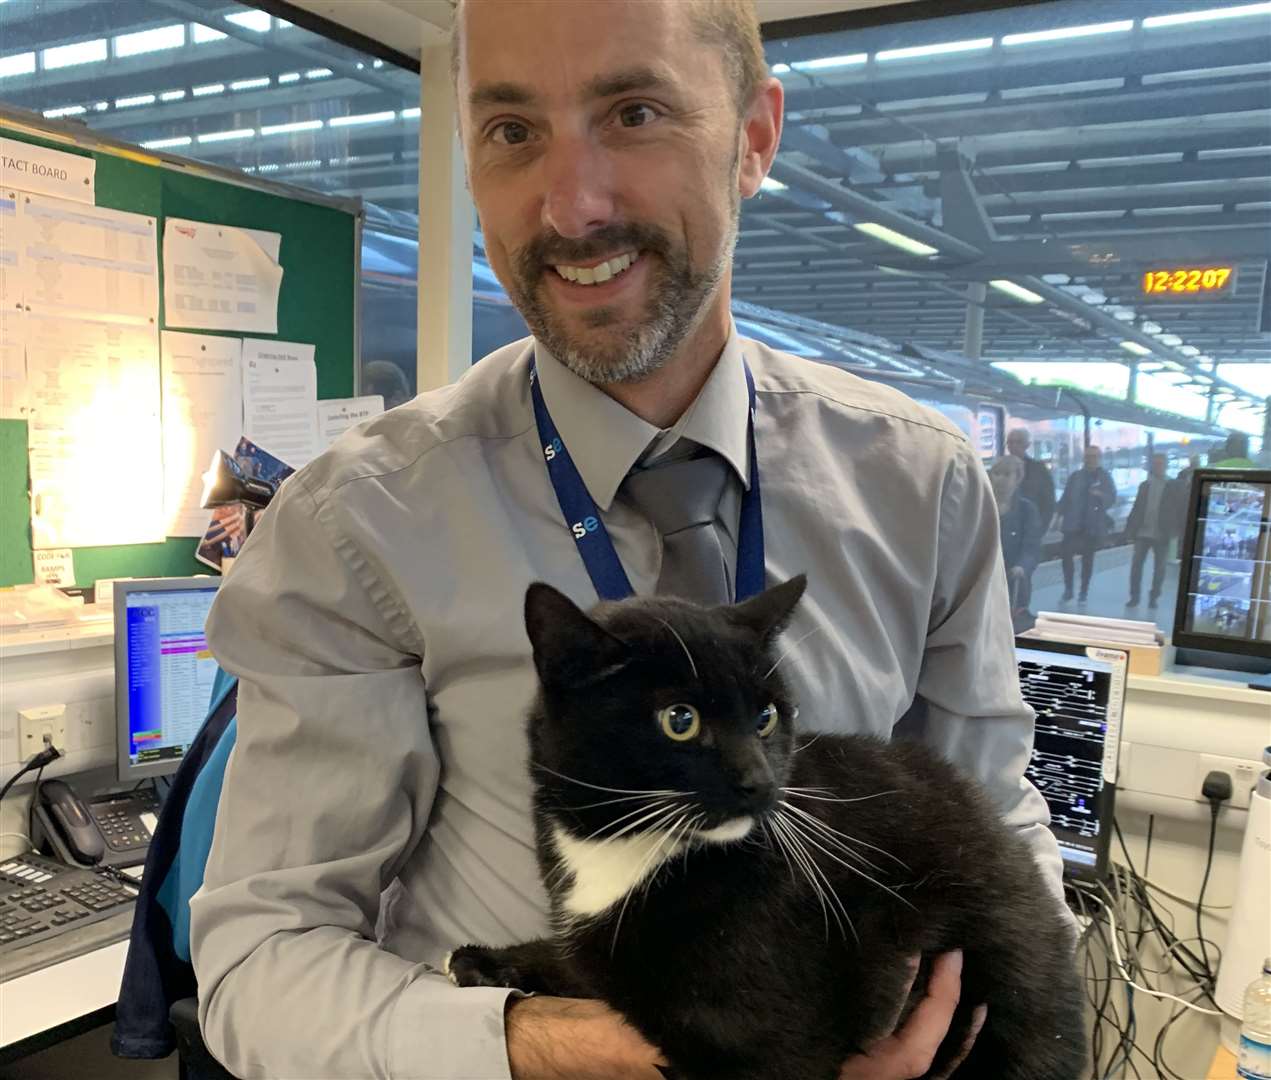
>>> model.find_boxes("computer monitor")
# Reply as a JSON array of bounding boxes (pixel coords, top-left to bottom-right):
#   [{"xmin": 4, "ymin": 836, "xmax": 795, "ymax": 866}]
[
  {"xmin": 1015, "ymin": 637, "xmax": 1128, "ymax": 881},
  {"xmin": 114, "ymin": 577, "xmax": 221, "ymax": 782},
  {"xmin": 1172, "ymin": 468, "xmax": 1271, "ymax": 677}
]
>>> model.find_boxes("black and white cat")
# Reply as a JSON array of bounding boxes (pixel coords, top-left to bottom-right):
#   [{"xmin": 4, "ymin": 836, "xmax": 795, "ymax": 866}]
[{"xmin": 447, "ymin": 576, "xmax": 1085, "ymax": 1080}]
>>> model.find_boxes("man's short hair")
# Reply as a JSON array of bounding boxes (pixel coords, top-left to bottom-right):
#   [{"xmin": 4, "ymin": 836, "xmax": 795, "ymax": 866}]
[{"xmin": 451, "ymin": 0, "xmax": 768, "ymax": 112}]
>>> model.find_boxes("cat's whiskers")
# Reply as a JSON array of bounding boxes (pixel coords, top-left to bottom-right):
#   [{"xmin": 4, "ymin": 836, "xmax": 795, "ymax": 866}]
[
  {"xmin": 791, "ymin": 733, "xmax": 824, "ymax": 755},
  {"xmin": 760, "ymin": 816, "xmax": 799, "ymax": 887},
  {"xmin": 531, "ymin": 762, "xmax": 679, "ymax": 798},
  {"xmin": 781, "ymin": 786, "xmax": 901, "ymax": 804},
  {"xmin": 609, "ymin": 809, "xmax": 696, "ymax": 955},
  {"xmin": 779, "ymin": 799, "xmax": 910, "ymax": 871},
  {"xmin": 761, "ymin": 625, "xmax": 827, "ymax": 680},
  {"xmin": 543, "ymin": 800, "xmax": 685, "ymax": 894},
  {"xmin": 654, "ymin": 618, "xmax": 698, "ymax": 680},
  {"xmin": 569, "ymin": 791, "xmax": 690, "ymax": 811},
  {"xmin": 777, "ymin": 802, "xmax": 888, "ymax": 876},
  {"xmin": 768, "ymin": 811, "xmax": 856, "ymax": 945}
]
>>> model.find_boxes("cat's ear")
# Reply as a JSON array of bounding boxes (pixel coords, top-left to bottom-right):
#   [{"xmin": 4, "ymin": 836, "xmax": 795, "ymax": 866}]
[
  {"xmin": 726, "ymin": 574, "xmax": 807, "ymax": 641},
  {"xmin": 524, "ymin": 583, "xmax": 631, "ymax": 688}
]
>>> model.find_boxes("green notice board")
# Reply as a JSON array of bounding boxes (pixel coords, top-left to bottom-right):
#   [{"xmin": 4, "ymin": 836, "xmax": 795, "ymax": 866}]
[{"xmin": 0, "ymin": 122, "xmax": 359, "ymax": 588}]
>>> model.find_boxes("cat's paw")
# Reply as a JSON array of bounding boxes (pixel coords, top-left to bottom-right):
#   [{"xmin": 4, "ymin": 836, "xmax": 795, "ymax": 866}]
[{"xmin": 444, "ymin": 945, "xmax": 522, "ymax": 989}]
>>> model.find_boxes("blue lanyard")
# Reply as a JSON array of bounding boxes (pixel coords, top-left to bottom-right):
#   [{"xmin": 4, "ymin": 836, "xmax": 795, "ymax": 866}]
[{"xmin": 529, "ymin": 357, "xmax": 765, "ymax": 602}]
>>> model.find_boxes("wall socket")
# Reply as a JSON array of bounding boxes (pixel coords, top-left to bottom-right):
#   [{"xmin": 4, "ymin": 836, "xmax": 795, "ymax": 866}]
[
  {"xmin": 18, "ymin": 704, "xmax": 67, "ymax": 756},
  {"xmin": 1195, "ymin": 752, "xmax": 1265, "ymax": 810}
]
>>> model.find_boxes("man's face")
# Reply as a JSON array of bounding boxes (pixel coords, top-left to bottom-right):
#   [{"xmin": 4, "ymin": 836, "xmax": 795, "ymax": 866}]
[
  {"xmin": 1084, "ymin": 446, "xmax": 1102, "ymax": 470},
  {"xmin": 456, "ymin": 0, "xmax": 777, "ymax": 384},
  {"xmin": 1151, "ymin": 454, "xmax": 1167, "ymax": 477},
  {"xmin": 1006, "ymin": 430, "xmax": 1029, "ymax": 457}
]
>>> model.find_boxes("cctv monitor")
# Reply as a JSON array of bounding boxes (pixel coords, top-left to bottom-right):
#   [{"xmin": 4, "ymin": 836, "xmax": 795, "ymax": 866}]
[
  {"xmin": 114, "ymin": 577, "xmax": 221, "ymax": 782},
  {"xmin": 1172, "ymin": 469, "xmax": 1271, "ymax": 678},
  {"xmin": 1015, "ymin": 638, "xmax": 1128, "ymax": 882}
]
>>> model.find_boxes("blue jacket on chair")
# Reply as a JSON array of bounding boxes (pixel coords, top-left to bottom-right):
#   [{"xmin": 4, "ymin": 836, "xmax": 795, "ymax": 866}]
[{"xmin": 111, "ymin": 668, "xmax": 239, "ymax": 1060}]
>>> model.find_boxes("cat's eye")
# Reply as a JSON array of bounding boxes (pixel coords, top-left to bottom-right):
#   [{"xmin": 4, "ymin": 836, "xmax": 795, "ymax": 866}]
[
  {"xmin": 757, "ymin": 703, "xmax": 779, "ymax": 738},
  {"xmin": 658, "ymin": 704, "xmax": 701, "ymax": 742}
]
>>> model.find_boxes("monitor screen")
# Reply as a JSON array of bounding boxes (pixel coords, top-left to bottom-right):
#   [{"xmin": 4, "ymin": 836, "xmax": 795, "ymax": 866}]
[
  {"xmin": 1178, "ymin": 474, "xmax": 1271, "ymax": 651},
  {"xmin": 115, "ymin": 579, "xmax": 220, "ymax": 780},
  {"xmin": 1015, "ymin": 639, "xmax": 1127, "ymax": 880}
]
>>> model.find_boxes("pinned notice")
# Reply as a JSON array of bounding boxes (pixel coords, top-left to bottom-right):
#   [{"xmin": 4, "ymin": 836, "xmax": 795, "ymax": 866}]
[
  {"xmin": 242, "ymin": 338, "xmax": 318, "ymax": 468},
  {"xmin": 0, "ymin": 136, "xmax": 95, "ymax": 205},
  {"xmin": 164, "ymin": 218, "xmax": 283, "ymax": 334},
  {"xmin": 33, "ymin": 548, "xmax": 75, "ymax": 587}
]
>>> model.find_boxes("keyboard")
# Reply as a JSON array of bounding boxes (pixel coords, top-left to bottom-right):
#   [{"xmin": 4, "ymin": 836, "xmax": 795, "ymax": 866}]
[
  {"xmin": 89, "ymin": 787, "xmax": 160, "ymax": 856},
  {"xmin": 0, "ymin": 852, "xmax": 135, "ymax": 955}
]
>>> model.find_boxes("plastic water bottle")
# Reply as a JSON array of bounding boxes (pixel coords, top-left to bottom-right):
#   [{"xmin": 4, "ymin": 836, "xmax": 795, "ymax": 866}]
[{"xmin": 1239, "ymin": 958, "xmax": 1271, "ymax": 1079}]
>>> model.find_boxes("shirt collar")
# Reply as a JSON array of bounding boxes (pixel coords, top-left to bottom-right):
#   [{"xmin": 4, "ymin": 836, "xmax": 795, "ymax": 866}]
[{"xmin": 533, "ymin": 326, "xmax": 751, "ymax": 512}]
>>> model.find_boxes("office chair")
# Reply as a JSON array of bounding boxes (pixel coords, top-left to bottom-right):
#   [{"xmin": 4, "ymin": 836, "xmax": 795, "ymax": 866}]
[{"xmin": 170, "ymin": 998, "xmax": 238, "ymax": 1080}]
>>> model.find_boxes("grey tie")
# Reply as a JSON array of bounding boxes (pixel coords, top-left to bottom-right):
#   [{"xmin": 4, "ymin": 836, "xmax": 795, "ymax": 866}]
[{"xmin": 621, "ymin": 453, "xmax": 732, "ymax": 605}]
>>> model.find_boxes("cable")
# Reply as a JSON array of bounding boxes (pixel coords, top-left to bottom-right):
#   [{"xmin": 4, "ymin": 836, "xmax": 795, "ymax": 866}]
[
  {"xmin": 1196, "ymin": 770, "xmax": 1232, "ymax": 984},
  {"xmin": 0, "ymin": 832, "xmax": 33, "ymax": 850},
  {"xmin": 0, "ymin": 745, "xmax": 62, "ymax": 803}
]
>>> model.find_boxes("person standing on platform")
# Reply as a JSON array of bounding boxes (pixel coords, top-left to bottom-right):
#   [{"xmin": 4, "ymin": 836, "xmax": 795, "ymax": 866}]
[
  {"xmin": 989, "ymin": 456, "xmax": 1042, "ymax": 626},
  {"xmin": 1124, "ymin": 453, "xmax": 1172, "ymax": 609},
  {"xmin": 1057, "ymin": 444, "xmax": 1117, "ymax": 603},
  {"xmin": 1213, "ymin": 431, "xmax": 1257, "ymax": 469},
  {"xmin": 1005, "ymin": 427, "xmax": 1055, "ymax": 532}
]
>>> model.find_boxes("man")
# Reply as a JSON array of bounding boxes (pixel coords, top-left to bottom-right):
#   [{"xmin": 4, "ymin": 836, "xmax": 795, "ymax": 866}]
[
  {"xmin": 989, "ymin": 456, "xmax": 1042, "ymax": 624},
  {"xmin": 1213, "ymin": 431, "xmax": 1256, "ymax": 468},
  {"xmin": 1056, "ymin": 445, "xmax": 1117, "ymax": 603},
  {"xmin": 189, "ymin": 2, "xmax": 1062, "ymax": 1077},
  {"xmin": 1005, "ymin": 427, "xmax": 1055, "ymax": 531},
  {"xmin": 1124, "ymin": 453, "xmax": 1172, "ymax": 609}
]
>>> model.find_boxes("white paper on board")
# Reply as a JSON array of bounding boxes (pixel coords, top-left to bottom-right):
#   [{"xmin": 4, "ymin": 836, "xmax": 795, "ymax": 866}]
[
  {"xmin": 242, "ymin": 338, "xmax": 318, "ymax": 468},
  {"xmin": 161, "ymin": 332, "xmax": 245, "ymax": 537},
  {"xmin": 318, "ymin": 395, "xmax": 384, "ymax": 448},
  {"xmin": 0, "ymin": 306, "xmax": 28, "ymax": 420},
  {"xmin": 164, "ymin": 218, "xmax": 282, "ymax": 334},
  {"xmin": 0, "ymin": 136, "xmax": 96, "ymax": 205},
  {"xmin": 33, "ymin": 548, "xmax": 75, "ymax": 586},
  {"xmin": 18, "ymin": 193, "xmax": 158, "ymax": 326},
  {"xmin": 1, "ymin": 188, "xmax": 21, "ymax": 313},
  {"xmin": 25, "ymin": 314, "xmax": 164, "ymax": 549}
]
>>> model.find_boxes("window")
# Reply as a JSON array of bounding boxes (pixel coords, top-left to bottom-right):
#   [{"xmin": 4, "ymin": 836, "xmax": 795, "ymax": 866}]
[{"xmin": 0, "ymin": 0, "xmax": 421, "ymax": 405}]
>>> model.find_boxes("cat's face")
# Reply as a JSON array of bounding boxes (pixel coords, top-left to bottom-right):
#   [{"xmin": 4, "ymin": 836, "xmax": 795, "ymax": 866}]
[{"xmin": 523, "ymin": 577, "xmax": 806, "ymax": 844}]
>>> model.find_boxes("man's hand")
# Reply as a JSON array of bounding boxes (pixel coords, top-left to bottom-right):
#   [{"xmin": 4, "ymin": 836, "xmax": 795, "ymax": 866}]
[
  {"xmin": 839, "ymin": 951, "xmax": 987, "ymax": 1080},
  {"xmin": 506, "ymin": 995, "xmax": 667, "ymax": 1080}
]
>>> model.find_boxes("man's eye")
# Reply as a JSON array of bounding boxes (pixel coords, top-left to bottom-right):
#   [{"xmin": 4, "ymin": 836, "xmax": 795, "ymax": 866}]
[
  {"xmin": 491, "ymin": 121, "xmax": 531, "ymax": 146},
  {"xmin": 618, "ymin": 104, "xmax": 657, "ymax": 128}
]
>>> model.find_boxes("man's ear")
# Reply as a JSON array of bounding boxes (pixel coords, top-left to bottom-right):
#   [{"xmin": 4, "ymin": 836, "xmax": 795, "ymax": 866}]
[
  {"xmin": 524, "ymin": 583, "xmax": 631, "ymax": 688},
  {"xmin": 737, "ymin": 77, "xmax": 785, "ymax": 200},
  {"xmin": 725, "ymin": 574, "xmax": 807, "ymax": 641}
]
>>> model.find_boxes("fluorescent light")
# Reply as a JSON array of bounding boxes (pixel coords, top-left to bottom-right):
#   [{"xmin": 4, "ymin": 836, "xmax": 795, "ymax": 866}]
[
  {"xmin": 990, "ymin": 279, "xmax": 1045, "ymax": 304},
  {"xmin": 192, "ymin": 83, "xmax": 225, "ymax": 97},
  {"xmin": 400, "ymin": 107, "xmax": 421, "ymax": 119},
  {"xmin": 161, "ymin": 89, "xmax": 186, "ymax": 101},
  {"xmin": 1144, "ymin": 3, "xmax": 1271, "ymax": 28},
  {"xmin": 1158, "ymin": 334, "xmax": 1183, "ymax": 346},
  {"xmin": 142, "ymin": 135, "xmax": 192, "ymax": 149},
  {"xmin": 225, "ymin": 10, "xmax": 271, "ymax": 32},
  {"xmin": 116, "ymin": 94, "xmax": 156, "ymax": 108},
  {"xmin": 853, "ymin": 222, "xmax": 939, "ymax": 256},
  {"xmin": 191, "ymin": 23, "xmax": 227, "ymax": 43},
  {"xmin": 792, "ymin": 53, "xmax": 868, "ymax": 71},
  {"xmin": 1120, "ymin": 341, "xmax": 1153, "ymax": 356},
  {"xmin": 278, "ymin": 71, "xmax": 301, "ymax": 84},
  {"xmin": 329, "ymin": 111, "xmax": 395, "ymax": 127},
  {"xmin": 305, "ymin": 68, "xmax": 333, "ymax": 79},
  {"xmin": 230, "ymin": 77, "xmax": 270, "ymax": 91},
  {"xmin": 0, "ymin": 51, "xmax": 35, "ymax": 78},
  {"xmin": 43, "ymin": 105, "xmax": 87, "ymax": 118},
  {"xmin": 197, "ymin": 128, "xmax": 256, "ymax": 144},
  {"xmin": 760, "ymin": 177, "xmax": 788, "ymax": 192},
  {"xmin": 877, "ymin": 38, "xmax": 993, "ymax": 62},
  {"xmin": 114, "ymin": 24, "xmax": 184, "ymax": 57},
  {"xmin": 1002, "ymin": 20, "xmax": 1132, "ymax": 46},
  {"xmin": 93, "ymin": 101, "xmax": 108, "ymax": 111},
  {"xmin": 1180, "ymin": 345, "xmax": 1201, "ymax": 356},
  {"xmin": 43, "ymin": 39, "xmax": 108, "ymax": 70},
  {"xmin": 770, "ymin": 62, "xmax": 791, "ymax": 74},
  {"xmin": 260, "ymin": 119, "xmax": 323, "ymax": 135}
]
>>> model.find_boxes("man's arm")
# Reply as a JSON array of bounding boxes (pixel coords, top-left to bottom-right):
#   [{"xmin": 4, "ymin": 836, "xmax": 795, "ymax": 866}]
[
  {"xmin": 892, "ymin": 443, "xmax": 1066, "ymax": 904},
  {"xmin": 190, "ymin": 474, "xmax": 517, "ymax": 1079}
]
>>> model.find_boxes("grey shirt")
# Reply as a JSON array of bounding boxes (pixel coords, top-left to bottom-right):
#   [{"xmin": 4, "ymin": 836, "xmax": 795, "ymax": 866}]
[{"xmin": 190, "ymin": 330, "xmax": 1062, "ymax": 1079}]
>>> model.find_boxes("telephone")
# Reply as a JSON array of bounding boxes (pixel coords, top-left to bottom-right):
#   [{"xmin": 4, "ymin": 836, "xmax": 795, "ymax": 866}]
[{"xmin": 35, "ymin": 779, "xmax": 159, "ymax": 869}]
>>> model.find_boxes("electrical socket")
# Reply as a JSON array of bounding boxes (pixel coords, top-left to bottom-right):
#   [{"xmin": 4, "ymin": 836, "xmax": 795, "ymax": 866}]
[
  {"xmin": 18, "ymin": 703, "xmax": 67, "ymax": 757},
  {"xmin": 1195, "ymin": 753, "xmax": 1264, "ymax": 810}
]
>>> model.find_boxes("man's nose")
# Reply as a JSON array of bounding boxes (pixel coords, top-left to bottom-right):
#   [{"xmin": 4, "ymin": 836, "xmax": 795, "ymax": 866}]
[{"xmin": 540, "ymin": 136, "xmax": 616, "ymax": 239}]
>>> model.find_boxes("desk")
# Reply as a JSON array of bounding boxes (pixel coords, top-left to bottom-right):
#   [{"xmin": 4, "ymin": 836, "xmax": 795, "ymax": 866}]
[{"xmin": 1208, "ymin": 1044, "xmax": 1237, "ymax": 1080}]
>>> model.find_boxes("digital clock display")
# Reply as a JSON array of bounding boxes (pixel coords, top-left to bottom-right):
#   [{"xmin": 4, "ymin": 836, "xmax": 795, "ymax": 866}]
[{"xmin": 1142, "ymin": 267, "xmax": 1235, "ymax": 295}]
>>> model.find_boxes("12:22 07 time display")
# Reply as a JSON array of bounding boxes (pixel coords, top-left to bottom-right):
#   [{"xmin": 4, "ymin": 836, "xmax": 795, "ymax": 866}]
[{"xmin": 1142, "ymin": 267, "xmax": 1234, "ymax": 294}]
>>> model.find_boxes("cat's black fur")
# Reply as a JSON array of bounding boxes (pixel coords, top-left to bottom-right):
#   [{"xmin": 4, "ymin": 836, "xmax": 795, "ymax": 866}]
[{"xmin": 448, "ymin": 576, "xmax": 1085, "ymax": 1080}]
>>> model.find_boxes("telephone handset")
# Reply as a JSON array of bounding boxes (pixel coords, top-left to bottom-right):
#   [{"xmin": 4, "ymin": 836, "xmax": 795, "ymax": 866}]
[{"xmin": 35, "ymin": 779, "xmax": 158, "ymax": 869}]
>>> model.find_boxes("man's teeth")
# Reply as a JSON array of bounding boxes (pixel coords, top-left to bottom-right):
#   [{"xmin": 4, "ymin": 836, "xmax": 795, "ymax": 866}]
[{"xmin": 553, "ymin": 252, "xmax": 638, "ymax": 285}]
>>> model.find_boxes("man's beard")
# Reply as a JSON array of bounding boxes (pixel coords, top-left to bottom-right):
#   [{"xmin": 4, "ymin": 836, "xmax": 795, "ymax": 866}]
[{"xmin": 506, "ymin": 211, "xmax": 737, "ymax": 386}]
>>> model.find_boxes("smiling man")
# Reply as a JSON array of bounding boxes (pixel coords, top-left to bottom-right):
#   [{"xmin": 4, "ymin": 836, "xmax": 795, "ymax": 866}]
[{"xmin": 189, "ymin": 2, "xmax": 1062, "ymax": 1077}]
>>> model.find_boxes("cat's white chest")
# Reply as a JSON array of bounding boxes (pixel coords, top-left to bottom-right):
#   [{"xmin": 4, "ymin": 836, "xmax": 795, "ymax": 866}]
[{"xmin": 552, "ymin": 824, "xmax": 686, "ymax": 918}]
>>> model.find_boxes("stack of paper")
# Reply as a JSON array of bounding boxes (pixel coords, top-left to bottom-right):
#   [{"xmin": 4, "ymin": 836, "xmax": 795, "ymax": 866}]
[{"xmin": 1033, "ymin": 611, "xmax": 1164, "ymax": 647}]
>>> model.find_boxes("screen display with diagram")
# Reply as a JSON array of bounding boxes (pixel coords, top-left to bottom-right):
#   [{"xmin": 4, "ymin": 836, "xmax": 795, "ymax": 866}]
[
  {"xmin": 122, "ymin": 584, "xmax": 219, "ymax": 771},
  {"xmin": 1016, "ymin": 640, "xmax": 1127, "ymax": 879},
  {"xmin": 1180, "ymin": 476, "xmax": 1270, "ymax": 646}
]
